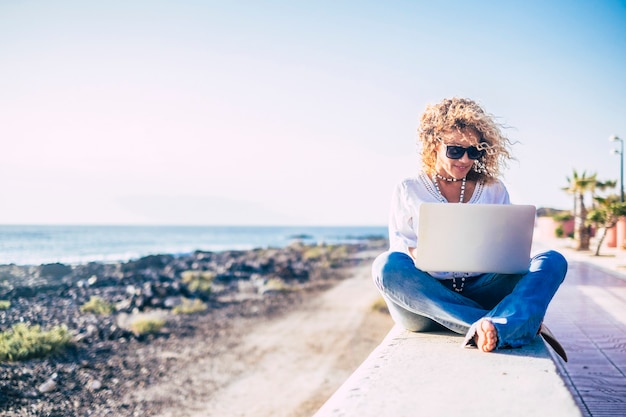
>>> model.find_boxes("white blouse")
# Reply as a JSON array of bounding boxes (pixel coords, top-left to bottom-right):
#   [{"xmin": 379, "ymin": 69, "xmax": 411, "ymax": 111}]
[{"xmin": 388, "ymin": 171, "xmax": 510, "ymax": 278}]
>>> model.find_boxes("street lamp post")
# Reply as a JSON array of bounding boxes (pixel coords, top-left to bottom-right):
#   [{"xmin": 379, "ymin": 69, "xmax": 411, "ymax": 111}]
[{"xmin": 610, "ymin": 135, "xmax": 624, "ymax": 202}]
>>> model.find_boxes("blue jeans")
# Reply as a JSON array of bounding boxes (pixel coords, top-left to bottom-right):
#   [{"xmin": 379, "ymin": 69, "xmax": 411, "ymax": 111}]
[{"xmin": 372, "ymin": 250, "xmax": 567, "ymax": 349}]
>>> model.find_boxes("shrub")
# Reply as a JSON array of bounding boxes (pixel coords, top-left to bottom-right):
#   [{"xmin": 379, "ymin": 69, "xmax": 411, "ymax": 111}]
[
  {"xmin": 302, "ymin": 244, "xmax": 351, "ymax": 267},
  {"xmin": 329, "ymin": 244, "xmax": 350, "ymax": 259},
  {"xmin": 0, "ymin": 300, "xmax": 10, "ymax": 310},
  {"xmin": 0, "ymin": 323, "xmax": 72, "ymax": 361},
  {"xmin": 371, "ymin": 297, "xmax": 389, "ymax": 314},
  {"xmin": 129, "ymin": 318, "xmax": 166, "ymax": 336},
  {"xmin": 302, "ymin": 245, "xmax": 326, "ymax": 261},
  {"xmin": 80, "ymin": 296, "xmax": 115, "ymax": 315},
  {"xmin": 552, "ymin": 212, "xmax": 573, "ymax": 222},
  {"xmin": 262, "ymin": 278, "xmax": 289, "ymax": 293},
  {"xmin": 172, "ymin": 298, "xmax": 208, "ymax": 315},
  {"xmin": 555, "ymin": 225, "xmax": 564, "ymax": 238},
  {"xmin": 328, "ymin": 245, "xmax": 350, "ymax": 267},
  {"xmin": 181, "ymin": 270, "xmax": 214, "ymax": 294}
]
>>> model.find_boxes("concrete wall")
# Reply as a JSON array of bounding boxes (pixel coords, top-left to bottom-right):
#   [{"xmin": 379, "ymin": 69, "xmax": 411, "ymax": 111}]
[{"xmin": 314, "ymin": 326, "xmax": 581, "ymax": 417}]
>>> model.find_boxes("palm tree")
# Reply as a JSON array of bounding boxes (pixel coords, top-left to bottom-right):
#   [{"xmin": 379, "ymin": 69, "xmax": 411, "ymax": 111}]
[
  {"xmin": 591, "ymin": 179, "xmax": 618, "ymax": 210},
  {"xmin": 563, "ymin": 170, "xmax": 597, "ymax": 250},
  {"xmin": 587, "ymin": 195, "xmax": 626, "ymax": 255},
  {"xmin": 562, "ymin": 175, "xmax": 577, "ymax": 222}
]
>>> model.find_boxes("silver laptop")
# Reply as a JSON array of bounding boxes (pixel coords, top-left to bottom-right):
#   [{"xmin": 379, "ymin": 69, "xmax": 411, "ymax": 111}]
[{"xmin": 414, "ymin": 203, "xmax": 536, "ymax": 274}]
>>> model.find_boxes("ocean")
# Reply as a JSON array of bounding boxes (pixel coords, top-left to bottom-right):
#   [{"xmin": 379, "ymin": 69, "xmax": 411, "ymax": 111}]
[{"xmin": 0, "ymin": 225, "xmax": 388, "ymax": 266}]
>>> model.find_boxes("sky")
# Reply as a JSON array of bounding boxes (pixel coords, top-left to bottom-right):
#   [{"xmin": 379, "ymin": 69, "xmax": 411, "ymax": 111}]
[{"xmin": 1, "ymin": 0, "xmax": 625, "ymax": 226}]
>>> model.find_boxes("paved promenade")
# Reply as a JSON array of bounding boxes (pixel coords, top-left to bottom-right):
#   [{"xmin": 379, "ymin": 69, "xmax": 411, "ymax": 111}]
[{"xmin": 534, "ymin": 237, "xmax": 626, "ymax": 417}]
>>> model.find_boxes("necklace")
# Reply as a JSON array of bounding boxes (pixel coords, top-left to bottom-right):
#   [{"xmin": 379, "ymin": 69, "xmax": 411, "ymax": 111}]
[
  {"xmin": 435, "ymin": 173, "xmax": 461, "ymax": 182},
  {"xmin": 432, "ymin": 173, "xmax": 466, "ymax": 203}
]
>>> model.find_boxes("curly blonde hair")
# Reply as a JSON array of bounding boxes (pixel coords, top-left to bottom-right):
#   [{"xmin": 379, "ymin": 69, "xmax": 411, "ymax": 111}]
[{"xmin": 418, "ymin": 97, "xmax": 514, "ymax": 183}]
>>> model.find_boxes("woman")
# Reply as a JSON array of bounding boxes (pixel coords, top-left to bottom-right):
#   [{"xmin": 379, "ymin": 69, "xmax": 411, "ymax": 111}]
[{"xmin": 372, "ymin": 97, "xmax": 568, "ymax": 360}]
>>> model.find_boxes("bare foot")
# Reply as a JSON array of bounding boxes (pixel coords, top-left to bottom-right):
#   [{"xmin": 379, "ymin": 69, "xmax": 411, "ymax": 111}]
[{"xmin": 475, "ymin": 319, "xmax": 498, "ymax": 352}]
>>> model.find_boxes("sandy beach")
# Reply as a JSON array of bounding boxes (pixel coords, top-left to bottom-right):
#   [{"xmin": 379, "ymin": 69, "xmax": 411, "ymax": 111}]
[{"xmin": 146, "ymin": 260, "xmax": 392, "ymax": 417}]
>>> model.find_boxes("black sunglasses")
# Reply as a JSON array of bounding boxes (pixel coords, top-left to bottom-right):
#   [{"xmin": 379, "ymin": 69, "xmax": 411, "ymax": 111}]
[{"xmin": 439, "ymin": 140, "xmax": 486, "ymax": 160}]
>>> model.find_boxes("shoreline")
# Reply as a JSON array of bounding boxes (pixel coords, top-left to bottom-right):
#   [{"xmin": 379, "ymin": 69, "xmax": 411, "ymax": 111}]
[
  {"xmin": 0, "ymin": 239, "xmax": 390, "ymax": 416},
  {"xmin": 0, "ymin": 224, "xmax": 387, "ymax": 266}
]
